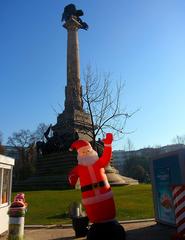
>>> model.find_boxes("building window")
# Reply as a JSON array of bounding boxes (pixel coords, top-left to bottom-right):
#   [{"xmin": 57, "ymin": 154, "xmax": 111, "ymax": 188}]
[{"xmin": 0, "ymin": 168, "xmax": 11, "ymax": 205}]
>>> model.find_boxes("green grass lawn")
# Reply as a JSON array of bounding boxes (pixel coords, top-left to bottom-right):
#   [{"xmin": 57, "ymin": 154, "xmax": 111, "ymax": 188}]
[{"xmin": 13, "ymin": 184, "xmax": 154, "ymax": 225}]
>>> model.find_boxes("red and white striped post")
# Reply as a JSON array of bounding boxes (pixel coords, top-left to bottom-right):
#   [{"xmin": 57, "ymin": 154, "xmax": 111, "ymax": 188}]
[{"xmin": 172, "ymin": 185, "xmax": 185, "ymax": 240}]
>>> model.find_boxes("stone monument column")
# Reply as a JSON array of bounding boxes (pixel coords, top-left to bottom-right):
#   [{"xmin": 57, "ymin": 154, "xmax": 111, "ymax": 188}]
[
  {"xmin": 64, "ymin": 18, "xmax": 83, "ymax": 112},
  {"xmin": 52, "ymin": 10, "xmax": 92, "ymax": 144}
]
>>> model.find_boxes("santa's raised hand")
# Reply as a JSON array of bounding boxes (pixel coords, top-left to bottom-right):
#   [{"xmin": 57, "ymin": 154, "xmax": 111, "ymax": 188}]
[{"xmin": 102, "ymin": 133, "xmax": 113, "ymax": 145}]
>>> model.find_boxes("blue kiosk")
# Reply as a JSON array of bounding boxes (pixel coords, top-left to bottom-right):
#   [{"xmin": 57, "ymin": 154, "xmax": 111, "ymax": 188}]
[{"xmin": 150, "ymin": 149, "xmax": 185, "ymax": 226}]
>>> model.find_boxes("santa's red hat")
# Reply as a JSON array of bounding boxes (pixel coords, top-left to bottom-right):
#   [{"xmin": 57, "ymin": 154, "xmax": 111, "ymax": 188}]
[{"xmin": 69, "ymin": 139, "xmax": 92, "ymax": 151}]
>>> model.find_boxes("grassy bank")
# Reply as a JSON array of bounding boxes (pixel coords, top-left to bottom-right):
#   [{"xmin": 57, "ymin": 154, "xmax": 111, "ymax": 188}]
[{"xmin": 13, "ymin": 184, "xmax": 154, "ymax": 225}]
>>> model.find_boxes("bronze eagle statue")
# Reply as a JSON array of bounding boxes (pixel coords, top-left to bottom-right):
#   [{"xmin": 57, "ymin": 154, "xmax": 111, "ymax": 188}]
[{"xmin": 62, "ymin": 4, "xmax": 88, "ymax": 30}]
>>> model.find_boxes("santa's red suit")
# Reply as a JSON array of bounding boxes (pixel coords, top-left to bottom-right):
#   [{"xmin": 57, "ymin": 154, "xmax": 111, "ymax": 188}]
[{"xmin": 68, "ymin": 133, "xmax": 116, "ymax": 223}]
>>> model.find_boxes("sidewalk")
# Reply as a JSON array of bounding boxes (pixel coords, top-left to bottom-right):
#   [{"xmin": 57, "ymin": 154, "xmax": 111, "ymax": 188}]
[{"xmin": 0, "ymin": 219, "xmax": 176, "ymax": 240}]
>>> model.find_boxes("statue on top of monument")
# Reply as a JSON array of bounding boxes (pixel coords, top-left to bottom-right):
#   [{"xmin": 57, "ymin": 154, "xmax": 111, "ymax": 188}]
[{"xmin": 62, "ymin": 4, "xmax": 88, "ymax": 30}]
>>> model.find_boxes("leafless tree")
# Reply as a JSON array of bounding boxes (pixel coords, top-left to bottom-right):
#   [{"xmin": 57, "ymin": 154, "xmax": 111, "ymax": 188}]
[
  {"xmin": 172, "ymin": 135, "xmax": 185, "ymax": 145},
  {"xmin": 123, "ymin": 138, "xmax": 135, "ymax": 152},
  {"xmin": 7, "ymin": 129, "xmax": 34, "ymax": 148},
  {"xmin": 33, "ymin": 123, "xmax": 50, "ymax": 142},
  {"xmin": 7, "ymin": 129, "xmax": 35, "ymax": 165},
  {"xmin": 0, "ymin": 131, "xmax": 3, "ymax": 144},
  {"xmin": 0, "ymin": 131, "xmax": 4, "ymax": 154},
  {"xmin": 6, "ymin": 123, "xmax": 51, "ymax": 180},
  {"xmin": 82, "ymin": 66, "xmax": 138, "ymax": 147},
  {"xmin": 7, "ymin": 129, "xmax": 36, "ymax": 180}
]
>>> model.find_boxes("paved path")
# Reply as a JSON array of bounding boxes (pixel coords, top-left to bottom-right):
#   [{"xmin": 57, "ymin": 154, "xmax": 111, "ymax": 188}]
[{"xmin": 0, "ymin": 220, "xmax": 176, "ymax": 240}]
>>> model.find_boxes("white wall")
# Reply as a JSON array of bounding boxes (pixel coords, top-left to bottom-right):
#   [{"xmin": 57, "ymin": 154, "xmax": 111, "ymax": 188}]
[
  {"xmin": 0, "ymin": 155, "xmax": 14, "ymax": 235},
  {"xmin": 0, "ymin": 204, "xmax": 9, "ymax": 234}
]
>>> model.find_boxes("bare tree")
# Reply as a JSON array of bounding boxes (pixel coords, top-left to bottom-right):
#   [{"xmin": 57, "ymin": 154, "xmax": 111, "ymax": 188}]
[
  {"xmin": 7, "ymin": 129, "xmax": 35, "ymax": 180},
  {"xmin": 33, "ymin": 123, "xmax": 50, "ymax": 142},
  {"xmin": 0, "ymin": 131, "xmax": 3, "ymax": 144},
  {"xmin": 124, "ymin": 138, "xmax": 135, "ymax": 152},
  {"xmin": 7, "ymin": 129, "xmax": 34, "ymax": 148},
  {"xmin": 172, "ymin": 135, "xmax": 185, "ymax": 145},
  {"xmin": 82, "ymin": 66, "xmax": 137, "ymax": 147},
  {"xmin": 0, "ymin": 131, "xmax": 4, "ymax": 154},
  {"xmin": 6, "ymin": 123, "xmax": 51, "ymax": 180}
]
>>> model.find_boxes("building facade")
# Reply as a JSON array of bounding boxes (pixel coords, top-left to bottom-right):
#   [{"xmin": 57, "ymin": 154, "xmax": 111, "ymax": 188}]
[{"xmin": 113, "ymin": 144, "xmax": 185, "ymax": 175}]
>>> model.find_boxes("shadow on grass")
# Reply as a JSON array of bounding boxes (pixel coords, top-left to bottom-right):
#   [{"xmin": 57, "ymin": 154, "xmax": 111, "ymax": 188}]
[{"xmin": 126, "ymin": 223, "xmax": 175, "ymax": 240}]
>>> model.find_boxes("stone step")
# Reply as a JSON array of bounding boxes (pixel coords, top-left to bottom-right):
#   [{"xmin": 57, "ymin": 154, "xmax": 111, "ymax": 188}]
[
  {"xmin": 37, "ymin": 153, "xmax": 77, "ymax": 161},
  {"xmin": 23, "ymin": 174, "xmax": 68, "ymax": 182},
  {"xmin": 12, "ymin": 152, "xmax": 78, "ymax": 191},
  {"xmin": 12, "ymin": 174, "xmax": 71, "ymax": 191},
  {"xmin": 13, "ymin": 182, "xmax": 71, "ymax": 191},
  {"xmin": 36, "ymin": 161, "xmax": 75, "ymax": 169},
  {"xmin": 36, "ymin": 156, "xmax": 76, "ymax": 162},
  {"xmin": 36, "ymin": 164, "xmax": 73, "ymax": 174},
  {"xmin": 36, "ymin": 164, "xmax": 74, "ymax": 171},
  {"xmin": 36, "ymin": 169, "xmax": 70, "ymax": 175}
]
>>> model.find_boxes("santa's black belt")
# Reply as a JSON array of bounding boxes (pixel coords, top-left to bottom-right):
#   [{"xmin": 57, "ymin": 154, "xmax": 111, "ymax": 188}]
[{"xmin": 81, "ymin": 181, "xmax": 106, "ymax": 192}]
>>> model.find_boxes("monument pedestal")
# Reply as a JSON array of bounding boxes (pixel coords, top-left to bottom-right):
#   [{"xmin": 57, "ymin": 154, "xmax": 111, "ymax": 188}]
[
  {"xmin": 13, "ymin": 152, "xmax": 77, "ymax": 191},
  {"xmin": 105, "ymin": 165, "xmax": 139, "ymax": 186},
  {"xmin": 52, "ymin": 109, "xmax": 93, "ymax": 143}
]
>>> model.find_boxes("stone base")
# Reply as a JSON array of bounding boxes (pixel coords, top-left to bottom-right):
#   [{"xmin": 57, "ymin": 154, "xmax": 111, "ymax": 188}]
[
  {"xmin": 13, "ymin": 152, "xmax": 138, "ymax": 191},
  {"xmin": 52, "ymin": 109, "xmax": 93, "ymax": 143},
  {"xmin": 13, "ymin": 152, "xmax": 77, "ymax": 191},
  {"xmin": 13, "ymin": 174, "xmax": 72, "ymax": 191},
  {"xmin": 74, "ymin": 165, "xmax": 139, "ymax": 189},
  {"xmin": 105, "ymin": 165, "xmax": 139, "ymax": 186}
]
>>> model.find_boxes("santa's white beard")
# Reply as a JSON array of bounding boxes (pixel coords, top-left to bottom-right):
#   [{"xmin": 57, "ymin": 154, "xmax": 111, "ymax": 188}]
[{"xmin": 77, "ymin": 150, "xmax": 99, "ymax": 166}]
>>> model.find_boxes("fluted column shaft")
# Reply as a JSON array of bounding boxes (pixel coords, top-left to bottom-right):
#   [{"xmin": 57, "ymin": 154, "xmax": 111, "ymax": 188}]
[{"xmin": 64, "ymin": 18, "xmax": 83, "ymax": 112}]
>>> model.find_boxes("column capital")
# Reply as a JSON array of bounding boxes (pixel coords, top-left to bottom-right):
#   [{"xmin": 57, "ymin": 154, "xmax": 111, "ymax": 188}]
[{"xmin": 63, "ymin": 17, "xmax": 82, "ymax": 31}]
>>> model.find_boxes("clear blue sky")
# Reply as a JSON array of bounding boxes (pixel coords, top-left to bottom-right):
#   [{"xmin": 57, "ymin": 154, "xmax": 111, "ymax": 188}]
[{"xmin": 1, "ymin": 0, "xmax": 185, "ymax": 150}]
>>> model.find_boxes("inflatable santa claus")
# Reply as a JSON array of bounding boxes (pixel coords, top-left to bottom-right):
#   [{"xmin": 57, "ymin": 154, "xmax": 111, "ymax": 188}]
[{"xmin": 68, "ymin": 133, "xmax": 116, "ymax": 223}]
